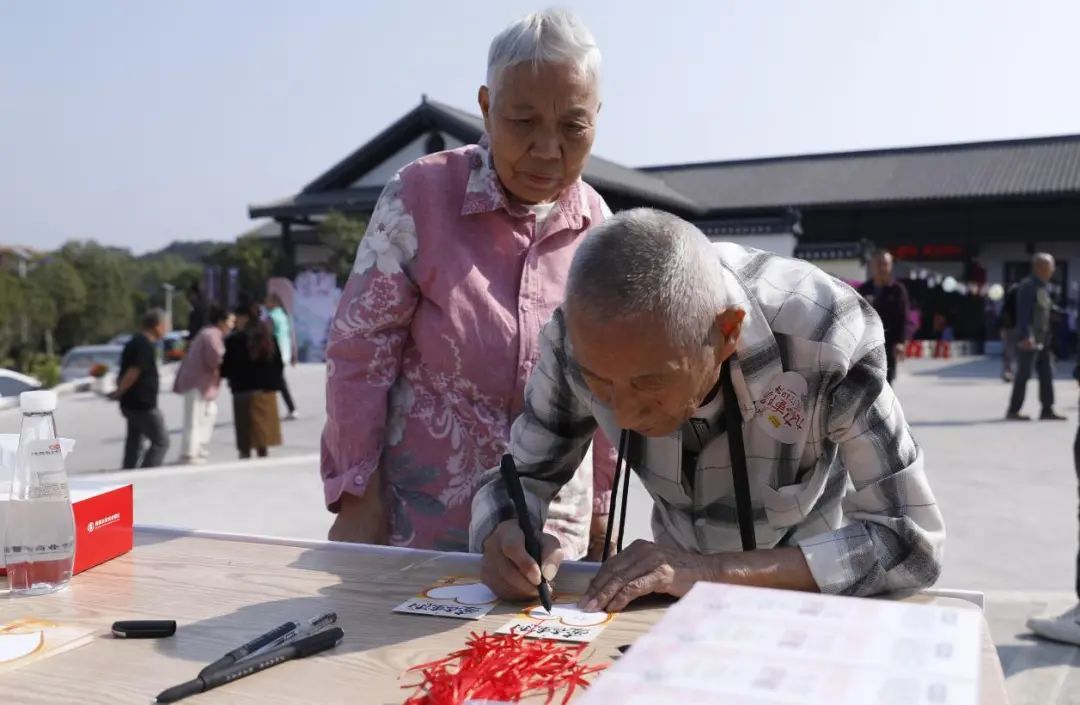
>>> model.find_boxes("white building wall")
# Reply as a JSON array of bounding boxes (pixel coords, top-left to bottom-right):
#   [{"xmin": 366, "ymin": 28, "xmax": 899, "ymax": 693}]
[
  {"xmin": 707, "ymin": 233, "xmax": 796, "ymax": 257},
  {"xmin": 352, "ymin": 131, "xmax": 466, "ymax": 187},
  {"xmin": 979, "ymin": 240, "xmax": 1080, "ymax": 286}
]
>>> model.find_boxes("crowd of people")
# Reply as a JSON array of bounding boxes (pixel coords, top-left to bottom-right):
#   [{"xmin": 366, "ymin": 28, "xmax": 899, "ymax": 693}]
[{"xmin": 109, "ymin": 293, "xmax": 299, "ymax": 468}]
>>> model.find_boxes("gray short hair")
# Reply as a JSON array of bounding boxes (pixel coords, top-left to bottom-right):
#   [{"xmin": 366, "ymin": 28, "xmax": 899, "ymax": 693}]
[
  {"xmin": 565, "ymin": 209, "xmax": 728, "ymax": 349},
  {"xmin": 141, "ymin": 308, "xmax": 166, "ymax": 330},
  {"xmin": 1033, "ymin": 252, "xmax": 1054, "ymax": 267},
  {"xmin": 487, "ymin": 8, "xmax": 601, "ymax": 102}
]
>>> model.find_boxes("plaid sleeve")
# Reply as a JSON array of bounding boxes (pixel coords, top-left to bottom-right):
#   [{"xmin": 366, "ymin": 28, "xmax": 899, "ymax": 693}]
[
  {"xmin": 469, "ymin": 309, "xmax": 599, "ymax": 552},
  {"xmin": 798, "ymin": 299, "xmax": 945, "ymax": 596}
]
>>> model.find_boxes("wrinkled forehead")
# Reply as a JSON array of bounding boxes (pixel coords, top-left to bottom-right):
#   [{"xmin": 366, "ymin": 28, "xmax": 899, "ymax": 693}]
[
  {"xmin": 493, "ymin": 60, "xmax": 599, "ymax": 108},
  {"xmin": 567, "ymin": 309, "xmax": 694, "ymax": 372}
]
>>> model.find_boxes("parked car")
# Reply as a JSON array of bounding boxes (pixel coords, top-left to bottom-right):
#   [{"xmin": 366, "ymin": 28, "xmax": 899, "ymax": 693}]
[
  {"xmin": 0, "ymin": 369, "xmax": 43, "ymax": 398},
  {"xmin": 108, "ymin": 333, "xmax": 133, "ymax": 346},
  {"xmin": 161, "ymin": 330, "xmax": 189, "ymax": 362},
  {"xmin": 59, "ymin": 345, "xmax": 124, "ymax": 383}
]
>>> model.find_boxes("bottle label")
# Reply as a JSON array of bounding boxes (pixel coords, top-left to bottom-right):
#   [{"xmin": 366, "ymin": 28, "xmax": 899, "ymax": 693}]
[{"xmin": 26, "ymin": 439, "xmax": 68, "ymax": 500}]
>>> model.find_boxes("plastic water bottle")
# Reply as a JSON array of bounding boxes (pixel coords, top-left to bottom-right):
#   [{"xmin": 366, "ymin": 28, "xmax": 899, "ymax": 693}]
[{"xmin": 3, "ymin": 390, "xmax": 75, "ymax": 595}]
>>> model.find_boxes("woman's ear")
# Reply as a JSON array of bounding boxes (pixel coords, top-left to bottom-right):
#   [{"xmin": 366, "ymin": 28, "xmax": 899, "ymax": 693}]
[{"xmin": 478, "ymin": 86, "xmax": 491, "ymax": 126}]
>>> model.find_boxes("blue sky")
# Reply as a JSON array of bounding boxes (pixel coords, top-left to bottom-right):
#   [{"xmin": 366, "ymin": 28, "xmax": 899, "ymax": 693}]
[{"xmin": 3, "ymin": 1, "xmax": 1077, "ymax": 253}]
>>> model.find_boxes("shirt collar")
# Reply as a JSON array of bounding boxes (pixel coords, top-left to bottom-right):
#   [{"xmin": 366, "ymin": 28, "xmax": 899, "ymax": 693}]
[
  {"xmin": 717, "ymin": 264, "xmax": 785, "ymax": 420},
  {"xmin": 460, "ymin": 135, "xmax": 591, "ymax": 231}
]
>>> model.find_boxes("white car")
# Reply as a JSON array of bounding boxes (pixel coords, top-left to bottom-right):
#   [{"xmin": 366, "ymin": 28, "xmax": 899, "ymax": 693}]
[
  {"xmin": 0, "ymin": 369, "xmax": 43, "ymax": 398},
  {"xmin": 59, "ymin": 345, "xmax": 124, "ymax": 383}
]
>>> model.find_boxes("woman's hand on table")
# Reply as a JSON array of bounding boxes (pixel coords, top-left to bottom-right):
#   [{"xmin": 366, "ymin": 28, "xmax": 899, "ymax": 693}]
[
  {"xmin": 585, "ymin": 513, "xmax": 617, "ymax": 561},
  {"xmin": 578, "ymin": 539, "xmax": 711, "ymax": 613},
  {"xmin": 327, "ymin": 475, "xmax": 389, "ymax": 544},
  {"xmin": 481, "ymin": 520, "xmax": 563, "ymax": 600}
]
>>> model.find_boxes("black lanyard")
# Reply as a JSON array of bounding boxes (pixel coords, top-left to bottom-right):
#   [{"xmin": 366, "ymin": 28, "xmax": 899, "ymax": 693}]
[{"xmin": 601, "ymin": 359, "xmax": 756, "ymax": 562}]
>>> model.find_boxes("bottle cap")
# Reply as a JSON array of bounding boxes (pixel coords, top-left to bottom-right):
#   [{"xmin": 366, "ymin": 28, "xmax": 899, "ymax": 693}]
[{"xmin": 19, "ymin": 390, "xmax": 57, "ymax": 413}]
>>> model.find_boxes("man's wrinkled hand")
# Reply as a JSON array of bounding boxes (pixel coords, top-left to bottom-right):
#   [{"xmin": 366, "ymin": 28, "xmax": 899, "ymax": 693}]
[
  {"xmin": 481, "ymin": 520, "xmax": 563, "ymax": 601},
  {"xmin": 578, "ymin": 539, "xmax": 710, "ymax": 613},
  {"xmin": 1018, "ymin": 338, "xmax": 1036, "ymax": 351}
]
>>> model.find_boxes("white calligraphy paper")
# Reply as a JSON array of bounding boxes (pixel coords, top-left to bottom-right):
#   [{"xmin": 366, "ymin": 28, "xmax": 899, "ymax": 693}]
[
  {"xmin": 497, "ymin": 601, "xmax": 614, "ymax": 643},
  {"xmin": 578, "ymin": 583, "xmax": 982, "ymax": 705},
  {"xmin": 393, "ymin": 576, "xmax": 500, "ymax": 621}
]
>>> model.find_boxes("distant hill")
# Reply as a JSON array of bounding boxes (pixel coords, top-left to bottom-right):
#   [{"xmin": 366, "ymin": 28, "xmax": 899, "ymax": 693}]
[{"xmin": 139, "ymin": 240, "xmax": 227, "ymax": 264}]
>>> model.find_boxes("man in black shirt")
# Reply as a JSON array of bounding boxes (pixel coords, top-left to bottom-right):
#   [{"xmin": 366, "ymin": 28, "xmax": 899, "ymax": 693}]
[
  {"xmin": 857, "ymin": 250, "xmax": 910, "ymax": 384},
  {"xmin": 110, "ymin": 309, "xmax": 170, "ymax": 468}
]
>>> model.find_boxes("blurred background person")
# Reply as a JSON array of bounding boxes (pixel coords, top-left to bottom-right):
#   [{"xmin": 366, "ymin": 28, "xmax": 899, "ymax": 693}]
[
  {"xmin": 110, "ymin": 309, "xmax": 169, "ymax": 469},
  {"xmin": 222, "ymin": 298, "xmax": 283, "ymax": 459},
  {"xmin": 266, "ymin": 292, "xmax": 299, "ymax": 420},
  {"xmin": 1026, "ymin": 357, "xmax": 1080, "ymax": 645},
  {"xmin": 1006, "ymin": 253, "xmax": 1065, "ymax": 421},
  {"xmin": 173, "ymin": 304, "xmax": 233, "ymax": 464},
  {"xmin": 857, "ymin": 250, "xmax": 909, "ymax": 383}
]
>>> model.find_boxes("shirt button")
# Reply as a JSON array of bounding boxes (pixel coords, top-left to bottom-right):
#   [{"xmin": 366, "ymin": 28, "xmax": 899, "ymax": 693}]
[
  {"xmin": 694, "ymin": 518, "xmax": 706, "ymax": 527},
  {"xmin": 520, "ymin": 302, "xmax": 530, "ymax": 312}
]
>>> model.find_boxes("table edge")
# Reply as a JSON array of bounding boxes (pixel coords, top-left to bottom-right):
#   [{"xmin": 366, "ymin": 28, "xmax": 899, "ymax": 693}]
[{"xmin": 133, "ymin": 524, "xmax": 607, "ymax": 573}]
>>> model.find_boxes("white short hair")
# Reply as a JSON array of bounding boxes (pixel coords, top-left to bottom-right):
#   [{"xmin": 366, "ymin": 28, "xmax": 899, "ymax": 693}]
[
  {"xmin": 565, "ymin": 209, "xmax": 728, "ymax": 349},
  {"xmin": 487, "ymin": 8, "xmax": 601, "ymax": 102},
  {"xmin": 1033, "ymin": 252, "xmax": 1054, "ymax": 267}
]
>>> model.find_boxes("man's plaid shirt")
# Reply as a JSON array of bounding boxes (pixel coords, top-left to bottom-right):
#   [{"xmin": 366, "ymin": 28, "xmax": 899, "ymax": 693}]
[{"xmin": 470, "ymin": 242, "xmax": 945, "ymax": 596}]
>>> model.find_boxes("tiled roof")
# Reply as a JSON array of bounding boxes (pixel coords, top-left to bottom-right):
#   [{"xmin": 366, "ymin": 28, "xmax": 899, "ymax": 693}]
[{"xmin": 643, "ymin": 134, "xmax": 1080, "ymax": 211}]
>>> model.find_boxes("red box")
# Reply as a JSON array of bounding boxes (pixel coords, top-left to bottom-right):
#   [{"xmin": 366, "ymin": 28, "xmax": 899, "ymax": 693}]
[
  {"xmin": 71, "ymin": 483, "xmax": 133, "ymax": 574},
  {"xmin": 0, "ymin": 482, "xmax": 133, "ymax": 577}
]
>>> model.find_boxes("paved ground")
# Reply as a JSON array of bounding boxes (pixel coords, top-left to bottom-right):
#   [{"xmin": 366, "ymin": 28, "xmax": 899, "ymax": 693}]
[
  {"xmin": 5, "ymin": 356, "xmax": 1080, "ymax": 701},
  {"xmin": 0, "ymin": 363, "xmax": 328, "ymax": 474}
]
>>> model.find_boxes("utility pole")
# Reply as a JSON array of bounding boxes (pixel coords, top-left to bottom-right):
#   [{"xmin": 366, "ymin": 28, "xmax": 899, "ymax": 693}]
[
  {"xmin": 163, "ymin": 283, "xmax": 175, "ymax": 332},
  {"xmin": 17, "ymin": 251, "xmax": 28, "ymax": 344}
]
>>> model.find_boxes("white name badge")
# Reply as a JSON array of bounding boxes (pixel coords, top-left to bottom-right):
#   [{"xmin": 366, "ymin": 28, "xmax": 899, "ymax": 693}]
[{"xmin": 755, "ymin": 371, "xmax": 808, "ymax": 444}]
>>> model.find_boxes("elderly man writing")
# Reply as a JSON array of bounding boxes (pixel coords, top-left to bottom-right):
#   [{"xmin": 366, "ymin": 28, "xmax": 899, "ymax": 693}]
[{"xmin": 471, "ymin": 209, "xmax": 945, "ymax": 611}]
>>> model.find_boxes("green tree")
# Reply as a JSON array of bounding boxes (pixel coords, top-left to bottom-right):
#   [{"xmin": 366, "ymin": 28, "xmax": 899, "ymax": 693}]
[
  {"xmin": 0, "ymin": 270, "xmax": 24, "ymax": 363},
  {"xmin": 319, "ymin": 212, "xmax": 368, "ymax": 286},
  {"xmin": 133, "ymin": 254, "xmax": 201, "ymax": 329},
  {"xmin": 26, "ymin": 256, "xmax": 87, "ymax": 351},
  {"xmin": 56, "ymin": 241, "xmax": 136, "ymax": 345}
]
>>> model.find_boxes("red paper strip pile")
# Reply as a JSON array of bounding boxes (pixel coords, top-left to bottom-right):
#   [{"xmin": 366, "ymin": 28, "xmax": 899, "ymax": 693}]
[{"xmin": 402, "ymin": 631, "xmax": 607, "ymax": 705}]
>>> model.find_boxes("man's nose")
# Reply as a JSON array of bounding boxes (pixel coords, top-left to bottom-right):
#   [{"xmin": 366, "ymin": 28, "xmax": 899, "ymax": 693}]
[{"xmin": 611, "ymin": 388, "xmax": 648, "ymax": 429}]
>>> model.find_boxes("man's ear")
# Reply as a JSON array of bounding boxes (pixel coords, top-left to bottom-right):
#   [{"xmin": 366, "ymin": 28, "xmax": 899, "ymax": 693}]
[{"xmin": 710, "ymin": 308, "xmax": 745, "ymax": 364}]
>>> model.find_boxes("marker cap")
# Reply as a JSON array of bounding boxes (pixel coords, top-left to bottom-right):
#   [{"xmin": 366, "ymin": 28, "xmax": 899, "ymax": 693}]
[{"xmin": 111, "ymin": 620, "xmax": 177, "ymax": 639}]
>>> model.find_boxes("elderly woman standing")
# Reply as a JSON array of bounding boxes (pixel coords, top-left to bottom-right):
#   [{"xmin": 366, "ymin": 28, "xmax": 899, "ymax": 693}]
[{"xmin": 324, "ymin": 8, "xmax": 615, "ymax": 556}]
